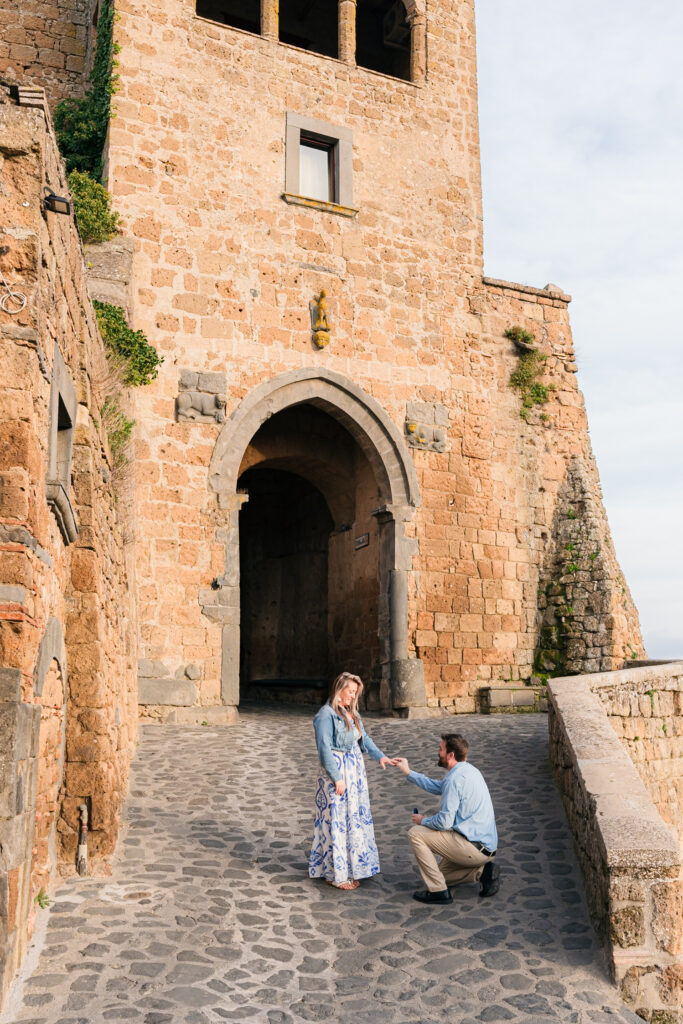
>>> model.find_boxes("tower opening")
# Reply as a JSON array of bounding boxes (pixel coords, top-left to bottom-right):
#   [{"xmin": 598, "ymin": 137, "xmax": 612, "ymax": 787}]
[
  {"xmin": 195, "ymin": 0, "xmax": 261, "ymax": 35},
  {"xmin": 239, "ymin": 468, "xmax": 333, "ymax": 699},
  {"xmin": 356, "ymin": 0, "xmax": 411, "ymax": 81},
  {"xmin": 237, "ymin": 404, "xmax": 382, "ymax": 705},
  {"xmin": 278, "ymin": 0, "xmax": 338, "ymax": 59}
]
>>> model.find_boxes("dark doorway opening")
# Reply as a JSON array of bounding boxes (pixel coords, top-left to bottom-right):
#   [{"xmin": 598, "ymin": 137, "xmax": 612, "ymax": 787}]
[
  {"xmin": 236, "ymin": 403, "xmax": 382, "ymax": 707},
  {"xmin": 196, "ymin": 0, "xmax": 261, "ymax": 35},
  {"xmin": 356, "ymin": 0, "xmax": 411, "ymax": 81},
  {"xmin": 239, "ymin": 468, "xmax": 334, "ymax": 703},
  {"xmin": 279, "ymin": 0, "xmax": 338, "ymax": 58}
]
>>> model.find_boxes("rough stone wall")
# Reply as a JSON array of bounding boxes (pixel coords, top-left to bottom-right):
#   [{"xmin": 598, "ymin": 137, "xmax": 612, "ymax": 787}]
[
  {"xmin": 549, "ymin": 669, "xmax": 682, "ymax": 1020},
  {"xmin": 103, "ymin": 0, "xmax": 641, "ymax": 716},
  {"xmin": 0, "ymin": 90, "xmax": 137, "ymax": 1007},
  {"xmin": 596, "ymin": 665, "xmax": 683, "ymax": 848},
  {"xmin": 0, "ymin": 0, "xmax": 94, "ymax": 109},
  {"xmin": 532, "ymin": 455, "xmax": 643, "ymax": 677}
]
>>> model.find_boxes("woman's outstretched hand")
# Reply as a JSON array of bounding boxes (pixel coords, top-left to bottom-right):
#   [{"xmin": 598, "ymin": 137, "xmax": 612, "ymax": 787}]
[
  {"xmin": 334, "ymin": 780, "xmax": 346, "ymax": 796},
  {"xmin": 379, "ymin": 757, "xmax": 393, "ymax": 770}
]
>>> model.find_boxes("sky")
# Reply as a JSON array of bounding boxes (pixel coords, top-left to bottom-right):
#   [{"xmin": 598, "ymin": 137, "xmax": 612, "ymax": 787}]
[{"xmin": 474, "ymin": 0, "xmax": 683, "ymax": 659}]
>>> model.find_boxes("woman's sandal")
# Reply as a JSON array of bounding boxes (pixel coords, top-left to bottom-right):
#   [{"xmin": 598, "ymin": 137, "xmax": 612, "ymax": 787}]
[{"xmin": 325, "ymin": 879, "xmax": 360, "ymax": 891}]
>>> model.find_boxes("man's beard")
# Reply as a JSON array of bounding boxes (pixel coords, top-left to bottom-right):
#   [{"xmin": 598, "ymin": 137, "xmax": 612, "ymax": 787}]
[{"xmin": 437, "ymin": 754, "xmax": 448, "ymax": 768}]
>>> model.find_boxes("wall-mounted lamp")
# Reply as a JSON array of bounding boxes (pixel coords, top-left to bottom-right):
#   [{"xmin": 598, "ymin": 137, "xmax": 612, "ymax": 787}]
[{"xmin": 43, "ymin": 188, "xmax": 71, "ymax": 216}]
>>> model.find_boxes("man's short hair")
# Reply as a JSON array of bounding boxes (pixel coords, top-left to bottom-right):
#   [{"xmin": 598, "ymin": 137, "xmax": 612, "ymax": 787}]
[{"xmin": 441, "ymin": 733, "xmax": 469, "ymax": 761}]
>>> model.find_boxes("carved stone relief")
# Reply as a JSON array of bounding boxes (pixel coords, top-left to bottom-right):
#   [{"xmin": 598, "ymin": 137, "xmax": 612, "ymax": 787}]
[
  {"xmin": 404, "ymin": 401, "xmax": 448, "ymax": 453},
  {"xmin": 175, "ymin": 370, "xmax": 227, "ymax": 423}
]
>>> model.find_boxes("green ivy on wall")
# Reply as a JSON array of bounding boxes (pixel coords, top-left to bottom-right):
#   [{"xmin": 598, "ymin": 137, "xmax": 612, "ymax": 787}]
[{"xmin": 53, "ymin": 0, "xmax": 119, "ymax": 180}]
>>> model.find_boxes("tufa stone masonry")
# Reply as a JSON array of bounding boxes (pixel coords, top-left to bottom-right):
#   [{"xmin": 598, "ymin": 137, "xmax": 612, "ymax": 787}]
[{"xmin": 0, "ymin": 0, "xmax": 665, "ymax": 1011}]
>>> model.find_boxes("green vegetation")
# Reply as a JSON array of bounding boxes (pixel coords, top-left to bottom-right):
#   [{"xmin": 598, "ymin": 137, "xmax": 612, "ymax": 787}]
[
  {"xmin": 504, "ymin": 325, "xmax": 535, "ymax": 348},
  {"xmin": 93, "ymin": 303, "xmax": 162, "ymax": 471},
  {"xmin": 53, "ymin": 0, "xmax": 118, "ymax": 179},
  {"xmin": 34, "ymin": 889, "xmax": 50, "ymax": 909},
  {"xmin": 102, "ymin": 397, "xmax": 134, "ymax": 470},
  {"xmin": 566, "ymin": 508, "xmax": 578, "ymax": 520},
  {"xmin": 68, "ymin": 169, "xmax": 120, "ymax": 243},
  {"xmin": 93, "ymin": 301, "xmax": 163, "ymax": 388},
  {"xmin": 507, "ymin": 328, "xmax": 552, "ymax": 420}
]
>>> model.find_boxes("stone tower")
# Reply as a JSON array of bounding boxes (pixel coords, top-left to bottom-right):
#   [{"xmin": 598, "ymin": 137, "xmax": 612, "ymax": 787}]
[
  {"xmin": 95, "ymin": 0, "xmax": 641, "ymax": 718},
  {"xmin": 0, "ymin": 0, "xmax": 642, "ymax": 720}
]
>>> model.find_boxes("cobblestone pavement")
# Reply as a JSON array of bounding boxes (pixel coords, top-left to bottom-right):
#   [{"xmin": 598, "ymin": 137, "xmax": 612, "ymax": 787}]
[{"xmin": 3, "ymin": 709, "xmax": 641, "ymax": 1024}]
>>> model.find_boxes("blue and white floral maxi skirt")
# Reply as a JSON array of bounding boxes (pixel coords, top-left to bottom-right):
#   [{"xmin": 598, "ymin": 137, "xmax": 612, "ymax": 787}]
[{"xmin": 308, "ymin": 743, "xmax": 380, "ymax": 884}]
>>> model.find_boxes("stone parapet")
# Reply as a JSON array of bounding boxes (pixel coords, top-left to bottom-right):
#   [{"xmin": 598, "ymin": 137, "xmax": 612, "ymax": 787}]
[{"xmin": 548, "ymin": 665, "xmax": 683, "ymax": 1020}]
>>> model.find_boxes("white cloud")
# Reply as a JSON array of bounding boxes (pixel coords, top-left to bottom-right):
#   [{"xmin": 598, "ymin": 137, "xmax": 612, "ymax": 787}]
[{"xmin": 476, "ymin": 0, "xmax": 683, "ymax": 657}]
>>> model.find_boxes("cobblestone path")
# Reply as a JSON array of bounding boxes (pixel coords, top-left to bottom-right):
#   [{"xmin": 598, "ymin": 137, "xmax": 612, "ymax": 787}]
[{"xmin": 3, "ymin": 710, "xmax": 641, "ymax": 1024}]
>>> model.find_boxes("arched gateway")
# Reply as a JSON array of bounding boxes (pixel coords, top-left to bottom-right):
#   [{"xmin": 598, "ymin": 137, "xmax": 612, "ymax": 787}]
[{"xmin": 204, "ymin": 368, "xmax": 425, "ymax": 711}]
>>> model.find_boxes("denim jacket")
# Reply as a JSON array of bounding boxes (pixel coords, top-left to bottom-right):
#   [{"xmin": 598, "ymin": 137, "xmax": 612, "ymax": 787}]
[{"xmin": 313, "ymin": 702, "xmax": 386, "ymax": 783}]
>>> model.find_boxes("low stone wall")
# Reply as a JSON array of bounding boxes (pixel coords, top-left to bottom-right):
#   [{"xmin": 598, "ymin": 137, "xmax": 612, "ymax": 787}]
[
  {"xmin": 0, "ymin": 88, "xmax": 137, "ymax": 1006},
  {"xmin": 548, "ymin": 665, "xmax": 683, "ymax": 1020}
]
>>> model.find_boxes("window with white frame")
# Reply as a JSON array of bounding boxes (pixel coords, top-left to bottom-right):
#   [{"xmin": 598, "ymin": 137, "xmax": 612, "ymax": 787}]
[{"xmin": 284, "ymin": 113, "xmax": 354, "ymax": 212}]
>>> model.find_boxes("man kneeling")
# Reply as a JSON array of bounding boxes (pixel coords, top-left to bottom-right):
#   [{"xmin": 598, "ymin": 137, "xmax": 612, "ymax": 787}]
[{"xmin": 394, "ymin": 733, "xmax": 500, "ymax": 904}]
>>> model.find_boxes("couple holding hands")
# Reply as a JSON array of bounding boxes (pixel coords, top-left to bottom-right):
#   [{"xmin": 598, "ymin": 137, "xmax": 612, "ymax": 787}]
[{"xmin": 308, "ymin": 672, "xmax": 500, "ymax": 903}]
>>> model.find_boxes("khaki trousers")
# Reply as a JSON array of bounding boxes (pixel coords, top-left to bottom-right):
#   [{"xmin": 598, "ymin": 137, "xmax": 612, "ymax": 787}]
[{"xmin": 408, "ymin": 825, "xmax": 493, "ymax": 892}]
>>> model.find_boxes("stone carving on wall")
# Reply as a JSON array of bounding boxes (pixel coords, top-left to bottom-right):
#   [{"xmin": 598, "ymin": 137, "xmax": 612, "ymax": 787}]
[
  {"xmin": 175, "ymin": 370, "xmax": 227, "ymax": 423},
  {"xmin": 309, "ymin": 290, "xmax": 331, "ymax": 349},
  {"xmin": 404, "ymin": 401, "xmax": 448, "ymax": 453}
]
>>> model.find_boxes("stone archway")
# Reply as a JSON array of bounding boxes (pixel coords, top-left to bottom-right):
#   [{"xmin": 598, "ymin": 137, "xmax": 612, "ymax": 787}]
[{"xmin": 205, "ymin": 368, "xmax": 424, "ymax": 711}]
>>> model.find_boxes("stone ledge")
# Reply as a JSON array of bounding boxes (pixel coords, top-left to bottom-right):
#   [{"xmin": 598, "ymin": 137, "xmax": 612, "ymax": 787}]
[
  {"xmin": 548, "ymin": 672, "xmax": 682, "ymax": 1016},
  {"xmin": 281, "ymin": 193, "xmax": 358, "ymax": 218},
  {"xmin": 480, "ymin": 685, "xmax": 548, "ymax": 713},
  {"xmin": 578, "ymin": 660, "xmax": 683, "ymax": 693},
  {"xmin": 167, "ymin": 706, "xmax": 239, "ymax": 725},
  {"xmin": 483, "ymin": 276, "xmax": 572, "ymax": 304},
  {"xmin": 138, "ymin": 678, "xmax": 196, "ymax": 706},
  {"xmin": 45, "ymin": 479, "xmax": 78, "ymax": 545}
]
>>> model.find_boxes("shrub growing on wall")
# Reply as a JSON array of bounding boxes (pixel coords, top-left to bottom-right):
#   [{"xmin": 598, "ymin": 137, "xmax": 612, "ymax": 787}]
[
  {"xmin": 93, "ymin": 301, "xmax": 163, "ymax": 387},
  {"xmin": 68, "ymin": 170, "xmax": 120, "ymax": 243}
]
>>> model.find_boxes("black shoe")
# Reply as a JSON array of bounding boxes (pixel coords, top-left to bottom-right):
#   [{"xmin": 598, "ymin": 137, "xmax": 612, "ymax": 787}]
[
  {"xmin": 412, "ymin": 889, "xmax": 453, "ymax": 905},
  {"xmin": 479, "ymin": 861, "xmax": 500, "ymax": 898}
]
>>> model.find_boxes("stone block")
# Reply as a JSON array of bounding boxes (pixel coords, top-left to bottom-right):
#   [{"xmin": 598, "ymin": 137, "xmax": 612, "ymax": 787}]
[
  {"xmin": 138, "ymin": 677, "xmax": 196, "ymax": 706},
  {"xmin": 179, "ymin": 369, "xmax": 199, "ymax": 390},
  {"xmin": 391, "ymin": 659, "xmax": 426, "ymax": 709},
  {"xmin": 610, "ymin": 906, "xmax": 645, "ymax": 948},
  {"xmin": 0, "ymin": 668, "xmax": 21, "ymax": 704},
  {"xmin": 168, "ymin": 705, "xmax": 239, "ymax": 725},
  {"xmin": 0, "ymin": 811, "xmax": 33, "ymax": 871},
  {"xmin": 137, "ymin": 659, "xmax": 167, "ymax": 678},
  {"xmin": 197, "ymin": 372, "xmax": 226, "ymax": 394},
  {"xmin": 0, "ymin": 703, "xmax": 39, "ymax": 761}
]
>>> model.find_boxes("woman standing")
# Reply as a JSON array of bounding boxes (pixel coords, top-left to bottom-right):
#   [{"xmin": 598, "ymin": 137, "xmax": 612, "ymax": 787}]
[{"xmin": 308, "ymin": 672, "xmax": 392, "ymax": 891}]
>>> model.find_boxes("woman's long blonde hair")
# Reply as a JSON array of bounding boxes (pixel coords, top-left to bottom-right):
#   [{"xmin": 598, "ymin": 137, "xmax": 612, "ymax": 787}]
[{"xmin": 329, "ymin": 672, "xmax": 363, "ymax": 731}]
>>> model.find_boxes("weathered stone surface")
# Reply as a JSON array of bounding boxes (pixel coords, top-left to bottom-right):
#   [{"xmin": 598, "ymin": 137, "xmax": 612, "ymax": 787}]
[
  {"xmin": 0, "ymin": 94, "xmax": 137, "ymax": 1011},
  {"xmin": 137, "ymin": 678, "xmax": 195, "ymax": 707},
  {"xmin": 548, "ymin": 665, "xmax": 683, "ymax": 1019}
]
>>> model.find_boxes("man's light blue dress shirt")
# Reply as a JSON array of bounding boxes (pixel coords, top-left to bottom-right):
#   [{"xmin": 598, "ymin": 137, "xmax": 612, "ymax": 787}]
[{"xmin": 408, "ymin": 761, "xmax": 498, "ymax": 851}]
